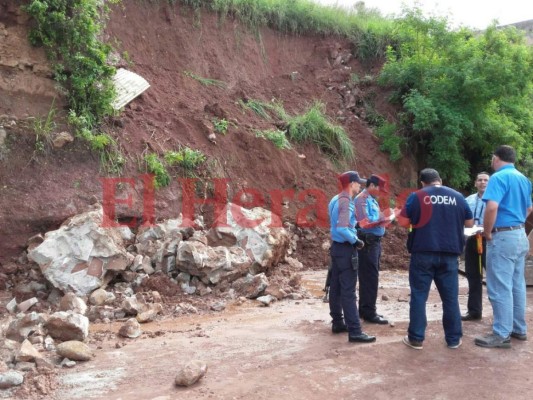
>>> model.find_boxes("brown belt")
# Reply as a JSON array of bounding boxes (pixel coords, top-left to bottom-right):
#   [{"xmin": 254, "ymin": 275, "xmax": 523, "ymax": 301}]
[{"xmin": 492, "ymin": 224, "xmax": 524, "ymax": 233}]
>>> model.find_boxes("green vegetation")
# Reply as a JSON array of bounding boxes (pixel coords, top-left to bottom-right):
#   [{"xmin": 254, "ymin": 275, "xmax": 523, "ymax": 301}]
[
  {"xmin": 23, "ymin": 0, "xmax": 533, "ymax": 186},
  {"xmin": 164, "ymin": 147, "xmax": 207, "ymax": 170},
  {"xmin": 32, "ymin": 99, "xmax": 57, "ymax": 152},
  {"xmin": 144, "ymin": 153, "xmax": 171, "ymax": 189},
  {"xmin": 213, "ymin": 118, "xmax": 229, "ymax": 134},
  {"xmin": 264, "ymin": 101, "xmax": 353, "ymax": 161},
  {"xmin": 144, "ymin": 147, "xmax": 207, "ymax": 188},
  {"xmin": 255, "ymin": 129, "xmax": 291, "ymax": 149},
  {"xmin": 24, "ymin": 0, "xmax": 122, "ymax": 173},
  {"xmin": 238, "ymin": 99, "xmax": 271, "ymax": 120},
  {"xmin": 285, "ymin": 102, "xmax": 353, "ymax": 161},
  {"xmin": 376, "ymin": 123, "xmax": 404, "ymax": 162},
  {"xmin": 184, "ymin": 71, "xmax": 227, "ymax": 88},
  {"xmin": 379, "ymin": 9, "xmax": 533, "ymax": 186},
  {"xmin": 180, "ymin": 0, "xmax": 395, "ymax": 61}
]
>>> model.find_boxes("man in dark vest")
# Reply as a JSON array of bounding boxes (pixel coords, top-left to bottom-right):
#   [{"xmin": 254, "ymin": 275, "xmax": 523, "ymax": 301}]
[{"xmin": 398, "ymin": 168, "xmax": 473, "ymax": 350}]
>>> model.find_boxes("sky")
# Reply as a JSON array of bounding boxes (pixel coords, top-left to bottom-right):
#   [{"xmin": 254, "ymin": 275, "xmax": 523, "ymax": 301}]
[{"xmin": 314, "ymin": 0, "xmax": 533, "ymax": 30}]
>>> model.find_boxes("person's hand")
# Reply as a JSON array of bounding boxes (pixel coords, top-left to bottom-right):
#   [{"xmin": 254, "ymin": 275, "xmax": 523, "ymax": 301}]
[{"xmin": 355, "ymin": 239, "xmax": 365, "ymax": 250}]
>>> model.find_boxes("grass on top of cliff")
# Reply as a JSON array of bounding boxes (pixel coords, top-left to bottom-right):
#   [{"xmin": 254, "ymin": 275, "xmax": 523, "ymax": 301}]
[{"xmin": 180, "ymin": 0, "xmax": 396, "ymax": 60}]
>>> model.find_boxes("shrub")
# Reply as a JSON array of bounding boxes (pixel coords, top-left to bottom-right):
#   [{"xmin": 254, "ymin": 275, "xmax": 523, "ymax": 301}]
[
  {"xmin": 284, "ymin": 102, "xmax": 354, "ymax": 161},
  {"xmin": 164, "ymin": 147, "xmax": 207, "ymax": 169},
  {"xmin": 25, "ymin": 0, "xmax": 122, "ymax": 173},
  {"xmin": 144, "ymin": 153, "xmax": 171, "ymax": 188},
  {"xmin": 238, "ymin": 99, "xmax": 271, "ymax": 120},
  {"xmin": 376, "ymin": 123, "xmax": 404, "ymax": 162},
  {"xmin": 213, "ymin": 118, "xmax": 229, "ymax": 134},
  {"xmin": 255, "ymin": 129, "xmax": 291, "ymax": 149}
]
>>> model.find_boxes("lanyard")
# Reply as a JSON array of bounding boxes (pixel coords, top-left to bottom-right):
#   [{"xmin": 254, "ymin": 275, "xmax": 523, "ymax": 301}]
[{"xmin": 473, "ymin": 196, "xmax": 484, "ymax": 224}]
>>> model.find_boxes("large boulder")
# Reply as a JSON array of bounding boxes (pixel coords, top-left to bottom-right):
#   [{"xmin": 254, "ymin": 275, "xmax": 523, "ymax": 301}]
[
  {"xmin": 56, "ymin": 341, "xmax": 92, "ymax": 361},
  {"xmin": 176, "ymin": 241, "xmax": 251, "ymax": 285},
  {"xmin": 45, "ymin": 312, "xmax": 89, "ymax": 342},
  {"xmin": 28, "ymin": 205, "xmax": 134, "ymax": 295},
  {"xmin": 209, "ymin": 203, "xmax": 290, "ymax": 273}
]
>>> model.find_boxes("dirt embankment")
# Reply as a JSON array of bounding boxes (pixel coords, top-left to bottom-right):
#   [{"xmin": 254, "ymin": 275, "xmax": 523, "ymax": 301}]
[{"xmin": 0, "ymin": 0, "xmax": 415, "ymax": 269}]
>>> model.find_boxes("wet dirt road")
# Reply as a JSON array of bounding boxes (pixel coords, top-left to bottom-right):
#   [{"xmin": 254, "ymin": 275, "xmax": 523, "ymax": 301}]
[{"xmin": 54, "ymin": 270, "xmax": 533, "ymax": 400}]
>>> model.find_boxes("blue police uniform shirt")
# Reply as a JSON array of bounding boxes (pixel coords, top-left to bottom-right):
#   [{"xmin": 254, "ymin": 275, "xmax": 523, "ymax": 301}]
[
  {"xmin": 329, "ymin": 192, "xmax": 358, "ymax": 244},
  {"xmin": 465, "ymin": 193, "xmax": 485, "ymax": 226},
  {"xmin": 482, "ymin": 164, "xmax": 532, "ymax": 227},
  {"xmin": 354, "ymin": 189, "xmax": 385, "ymax": 236},
  {"xmin": 402, "ymin": 185, "xmax": 473, "ymax": 254}
]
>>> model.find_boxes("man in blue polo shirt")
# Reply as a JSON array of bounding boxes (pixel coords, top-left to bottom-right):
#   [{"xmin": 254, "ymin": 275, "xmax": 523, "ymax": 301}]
[
  {"xmin": 398, "ymin": 168, "xmax": 473, "ymax": 350},
  {"xmin": 328, "ymin": 171, "xmax": 376, "ymax": 343},
  {"xmin": 475, "ymin": 145, "xmax": 532, "ymax": 349}
]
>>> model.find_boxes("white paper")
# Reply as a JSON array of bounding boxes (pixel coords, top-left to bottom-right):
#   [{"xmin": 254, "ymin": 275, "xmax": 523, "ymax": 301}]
[{"xmin": 464, "ymin": 226, "xmax": 484, "ymax": 237}]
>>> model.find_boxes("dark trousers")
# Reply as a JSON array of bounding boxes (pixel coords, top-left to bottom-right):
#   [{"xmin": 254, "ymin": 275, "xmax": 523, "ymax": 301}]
[
  {"xmin": 329, "ymin": 242, "xmax": 362, "ymax": 335},
  {"xmin": 464, "ymin": 235, "xmax": 486, "ymax": 316},
  {"xmin": 408, "ymin": 252, "xmax": 462, "ymax": 345},
  {"xmin": 357, "ymin": 235, "xmax": 382, "ymax": 319}
]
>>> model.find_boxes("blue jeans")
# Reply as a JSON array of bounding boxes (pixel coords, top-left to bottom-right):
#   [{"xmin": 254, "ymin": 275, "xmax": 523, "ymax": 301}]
[
  {"xmin": 408, "ymin": 252, "xmax": 462, "ymax": 346},
  {"xmin": 486, "ymin": 229, "xmax": 529, "ymax": 338},
  {"xmin": 329, "ymin": 242, "xmax": 362, "ymax": 335}
]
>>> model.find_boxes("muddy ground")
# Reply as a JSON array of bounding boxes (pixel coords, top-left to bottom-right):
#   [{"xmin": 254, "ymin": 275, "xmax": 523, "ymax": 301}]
[{"xmin": 4, "ymin": 270, "xmax": 532, "ymax": 400}]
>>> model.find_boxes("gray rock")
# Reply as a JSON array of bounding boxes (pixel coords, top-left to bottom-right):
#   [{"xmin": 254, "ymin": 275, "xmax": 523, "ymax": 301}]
[
  {"xmin": 176, "ymin": 241, "xmax": 251, "ymax": 285},
  {"xmin": 61, "ymin": 358, "xmax": 76, "ymax": 368},
  {"xmin": 174, "ymin": 360, "xmax": 207, "ymax": 387},
  {"xmin": 210, "ymin": 302, "xmax": 226, "ymax": 312},
  {"xmin": 256, "ymin": 295, "xmax": 276, "ymax": 306},
  {"xmin": 141, "ymin": 256, "xmax": 155, "ymax": 275},
  {"xmin": 89, "ymin": 288, "xmax": 113, "ymax": 306},
  {"xmin": 118, "ymin": 318, "xmax": 142, "ymax": 338},
  {"xmin": 28, "ymin": 205, "xmax": 134, "ymax": 295},
  {"xmin": 231, "ymin": 273, "xmax": 269, "ymax": 299},
  {"xmin": 0, "ymin": 370, "xmax": 24, "ymax": 389},
  {"xmin": 56, "ymin": 341, "xmax": 92, "ymax": 361},
  {"xmin": 44, "ymin": 336, "xmax": 55, "ymax": 352},
  {"xmin": 17, "ymin": 297, "xmax": 38, "ymax": 312},
  {"xmin": 136, "ymin": 304, "xmax": 162, "ymax": 323},
  {"xmin": 121, "ymin": 297, "xmax": 145, "ymax": 316},
  {"xmin": 6, "ymin": 298, "xmax": 17, "ymax": 314},
  {"xmin": 212, "ymin": 203, "xmax": 290, "ymax": 272},
  {"xmin": 131, "ymin": 254, "xmax": 143, "ymax": 271},
  {"xmin": 45, "ymin": 312, "xmax": 89, "ymax": 342},
  {"xmin": 6, "ymin": 312, "xmax": 45, "ymax": 342},
  {"xmin": 15, "ymin": 339, "xmax": 41, "ymax": 362},
  {"xmin": 51, "ymin": 131, "xmax": 74, "ymax": 148},
  {"xmin": 59, "ymin": 293, "xmax": 88, "ymax": 315}
]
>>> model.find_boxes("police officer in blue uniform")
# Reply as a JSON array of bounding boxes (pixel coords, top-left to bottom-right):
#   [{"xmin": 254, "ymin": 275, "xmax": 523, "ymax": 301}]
[
  {"xmin": 328, "ymin": 171, "xmax": 376, "ymax": 343},
  {"xmin": 354, "ymin": 174, "xmax": 392, "ymax": 324}
]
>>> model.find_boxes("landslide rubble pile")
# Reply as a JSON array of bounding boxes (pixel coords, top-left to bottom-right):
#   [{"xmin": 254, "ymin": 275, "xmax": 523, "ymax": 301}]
[{"xmin": 0, "ymin": 202, "xmax": 310, "ymax": 395}]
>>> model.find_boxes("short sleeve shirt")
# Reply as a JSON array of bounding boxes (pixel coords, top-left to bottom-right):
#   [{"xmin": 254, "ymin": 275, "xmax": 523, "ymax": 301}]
[{"xmin": 482, "ymin": 164, "xmax": 532, "ymax": 227}]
